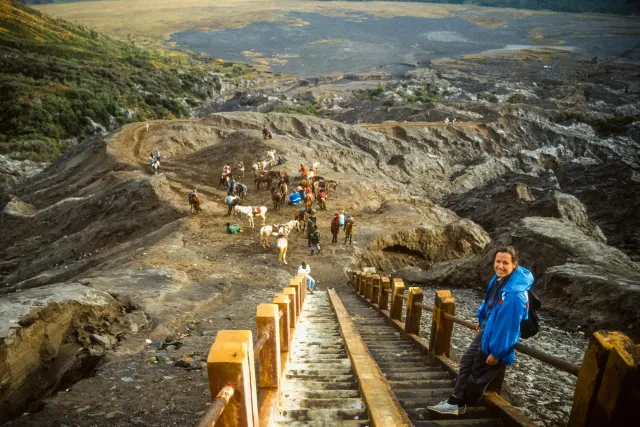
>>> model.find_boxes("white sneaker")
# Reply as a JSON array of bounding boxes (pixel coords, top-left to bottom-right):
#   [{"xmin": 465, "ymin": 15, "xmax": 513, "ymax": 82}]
[{"xmin": 427, "ymin": 400, "xmax": 466, "ymax": 415}]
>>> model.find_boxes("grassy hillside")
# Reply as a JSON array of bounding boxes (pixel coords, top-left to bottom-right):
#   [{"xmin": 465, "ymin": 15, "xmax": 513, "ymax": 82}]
[
  {"xmin": 0, "ymin": 0, "xmax": 249, "ymax": 162},
  {"xmin": 314, "ymin": 0, "xmax": 640, "ymax": 15}
]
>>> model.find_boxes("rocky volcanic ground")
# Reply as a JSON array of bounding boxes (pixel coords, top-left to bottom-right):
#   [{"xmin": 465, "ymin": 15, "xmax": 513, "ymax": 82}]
[{"xmin": 1, "ymin": 48, "xmax": 639, "ymax": 427}]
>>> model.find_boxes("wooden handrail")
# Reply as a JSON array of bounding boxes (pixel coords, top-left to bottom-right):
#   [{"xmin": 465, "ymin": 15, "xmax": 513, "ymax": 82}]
[{"xmin": 197, "ymin": 386, "xmax": 235, "ymax": 427}]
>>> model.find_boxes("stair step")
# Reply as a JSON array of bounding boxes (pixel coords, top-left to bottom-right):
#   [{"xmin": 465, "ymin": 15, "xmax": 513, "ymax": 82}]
[
  {"xmin": 280, "ymin": 390, "xmax": 361, "ymax": 400},
  {"xmin": 411, "ymin": 419, "xmax": 498, "ymax": 427},
  {"xmin": 278, "ymin": 398, "xmax": 366, "ymax": 410},
  {"xmin": 389, "ymin": 379, "xmax": 455, "ymax": 389},
  {"xmin": 276, "ymin": 408, "xmax": 367, "ymax": 423},
  {"xmin": 385, "ymin": 371, "xmax": 451, "ymax": 381},
  {"xmin": 409, "ymin": 405, "xmax": 493, "ymax": 421}
]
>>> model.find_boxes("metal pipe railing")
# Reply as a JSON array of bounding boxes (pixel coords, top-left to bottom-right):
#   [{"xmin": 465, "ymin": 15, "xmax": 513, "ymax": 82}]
[
  {"xmin": 253, "ymin": 331, "xmax": 270, "ymax": 356},
  {"xmin": 415, "ymin": 302, "xmax": 433, "ymax": 311},
  {"xmin": 442, "ymin": 312, "xmax": 580, "ymax": 376},
  {"xmin": 197, "ymin": 386, "xmax": 235, "ymax": 427}
]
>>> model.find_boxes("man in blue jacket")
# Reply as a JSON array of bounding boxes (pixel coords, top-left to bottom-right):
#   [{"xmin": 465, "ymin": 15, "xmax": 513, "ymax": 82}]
[{"xmin": 428, "ymin": 246, "xmax": 534, "ymax": 415}]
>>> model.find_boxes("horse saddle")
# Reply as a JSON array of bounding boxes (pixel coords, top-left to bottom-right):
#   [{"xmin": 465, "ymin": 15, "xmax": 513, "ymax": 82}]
[{"xmin": 253, "ymin": 207, "xmax": 262, "ymax": 214}]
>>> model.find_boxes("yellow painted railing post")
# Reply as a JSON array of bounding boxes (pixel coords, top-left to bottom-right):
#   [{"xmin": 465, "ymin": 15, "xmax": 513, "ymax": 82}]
[
  {"xmin": 359, "ymin": 273, "xmax": 369, "ymax": 297},
  {"xmin": 379, "ymin": 277, "xmax": 391, "ymax": 311},
  {"xmin": 273, "ymin": 295, "xmax": 291, "ymax": 352},
  {"xmin": 256, "ymin": 304, "xmax": 281, "ymax": 389},
  {"xmin": 429, "ymin": 290, "xmax": 456, "ymax": 360},
  {"xmin": 390, "ymin": 279, "xmax": 405, "ymax": 321},
  {"xmin": 355, "ymin": 272, "xmax": 362, "ymax": 292},
  {"xmin": 371, "ymin": 274, "xmax": 381, "ymax": 306},
  {"xmin": 405, "ymin": 287, "xmax": 423, "ymax": 335},
  {"xmin": 290, "ymin": 277, "xmax": 302, "ymax": 316},
  {"xmin": 365, "ymin": 274, "xmax": 374, "ymax": 301},
  {"xmin": 569, "ymin": 331, "xmax": 639, "ymax": 427},
  {"xmin": 207, "ymin": 331, "xmax": 258, "ymax": 426},
  {"xmin": 283, "ymin": 287, "xmax": 298, "ymax": 326}
]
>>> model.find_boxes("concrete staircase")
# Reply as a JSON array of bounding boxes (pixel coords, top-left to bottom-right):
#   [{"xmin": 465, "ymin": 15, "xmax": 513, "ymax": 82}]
[
  {"xmin": 339, "ymin": 292, "xmax": 499, "ymax": 427},
  {"xmin": 275, "ymin": 290, "xmax": 371, "ymax": 426}
]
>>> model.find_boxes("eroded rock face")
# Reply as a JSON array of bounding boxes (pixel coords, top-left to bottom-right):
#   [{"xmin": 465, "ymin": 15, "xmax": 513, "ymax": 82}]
[
  {"xmin": 360, "ymin": 200, "xmax": 490, "ymax": 272},
  {"xmin": 0, "ymin": 283, "xmax": 128, "ymax": 420},
  {"xmin": 441, "ymin": 171, "xmax": 605, "ymax": 241}
]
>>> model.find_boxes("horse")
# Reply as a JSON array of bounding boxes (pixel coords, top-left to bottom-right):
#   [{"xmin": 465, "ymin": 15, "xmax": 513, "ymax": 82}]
[
  {"xmin": 235, "ymin": 183, "xmax": 247, "ymax": 201},
  {"xmin": 304, "ymin": 193, "xmax": 315, "ymax": 210},
  {"xmin": 266, "ymin": 170, "xmax": 281, "ymax": 180},
  {"xmin": 344, "ymin": 218, "xmax": 354, "ymax": 244},
  {"xmin": 276, "ymin": 235, "xmax": 288, "ymax": 264},
  {"xmin": 236, "ymin": 205, "xmax": 268, "ymax": 228},
  {"xmin": 295, "ymin": 208, "xmax": 309, "ymax": 231},
  {"xmin": 189, "ymin": 194, "xmax": 201, "ymax": 214},
  {"xmin": 219, "ymin": 173, "xmax": 230, "ymax": 189},
  {"xmin": 266, "ymin": 149, "xmax": 276, "ymax": 165},
  {"xmin": 255, "ymin": 173, "xmax": 272, "ymax": 190},
  {"xmin": 271, "ymin": 189, "xmax": 281, "ymax": 211},
  {"xmin": 252, "ymin": 161, "xmax": 270, "ymax": 176},
  {"xmin": 260, "ymin": 225, "xmax": 275, "ymax": 248},
  {"xmin": 326, "ymin": 180, "xmax": 339, "ymax": 192},
  {"xmin": 281, "ymin": 220, "xmax": 299, "ymax": 237}
]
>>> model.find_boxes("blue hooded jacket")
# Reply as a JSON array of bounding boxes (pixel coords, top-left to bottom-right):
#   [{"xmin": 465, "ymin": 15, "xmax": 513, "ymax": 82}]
[{"xmin": 477, "ymin": 266, "xmax": 534, "ymax": 366}]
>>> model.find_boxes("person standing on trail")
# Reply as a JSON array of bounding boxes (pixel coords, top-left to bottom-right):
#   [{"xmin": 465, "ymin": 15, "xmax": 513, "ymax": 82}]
[
  {"xmin": 330, "ymin": 212, "xmax": 341, "ymax": 245},
  {"xmin": 149, "ymin": 153, "xmax": 155, "ymax": 167},
  {"xmin": 237, "ymin": 161, "xmax": 245, "ymax": 178},
  {"xmin": 228, "ymin": 178, "xmax": 236, "ymax": 195},
  {"xmin": 339, "ymin": 210, "xmax": 345, "ymax": 229},
  {"xmin": 428, "ymin": 246, "xmax": 534, "ymax": 416},
  {"xmin": 309, "ymin": 227, "xmax": 321, "ymax": 256},
  {"xmin": 156, "ymin": 150, "xmax": 161, "ymax": 162},
  {"xmin": 145, "ymin": 122, "xmax": 149, "ymax": 132},
  {"xmin": 300, "ymin": 163, "xmax": 308, "ymax": 178},
  {"xmin": 225, "ymin": 194, "xmax": 238, "ymax": 217},
  {"xmin": 283, "ymin": 170, "xmax": 290, "ymax": 185}
]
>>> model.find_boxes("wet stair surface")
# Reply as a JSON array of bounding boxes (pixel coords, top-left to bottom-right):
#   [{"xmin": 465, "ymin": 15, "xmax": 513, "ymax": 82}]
[
  {"xmin": 275, "ymin": 290, "xmax": 371, "ymax": 426},
  {"xmin": 339, "ymin": 292, "xmax": 501, "ymax": 427}
]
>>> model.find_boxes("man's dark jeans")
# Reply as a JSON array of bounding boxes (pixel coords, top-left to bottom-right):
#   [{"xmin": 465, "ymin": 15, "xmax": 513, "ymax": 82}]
[{"xmin": 449, "ymin": 331, "xmax": 505, "ymax": 407}]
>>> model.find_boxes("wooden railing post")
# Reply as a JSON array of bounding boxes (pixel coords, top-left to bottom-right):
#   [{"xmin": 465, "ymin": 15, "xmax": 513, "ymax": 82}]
[
  {"xmin": 429, "ymin": 290, "xmax": 456, "ymax": 360},
  {"xmin": 207, "ymin": 330, "xmax": 258, "ymax": 426},
  {"xmin": 290, "ymin": 277, "xmax": 303, "ymax": 316},
  {"xmin": 405, "ymin": 287, "xmax": 423, "ymax": 335},
  {"xmin": 371, "ymin": 274, "xmax": 381, "ymax": 306},
  {"xmin": 390, "ymin": 279, "xmax": 405, "ymax": 321},
  {"xmin": 379, "ymin": 277, "xmax": 390, "ymax": 311},
  {"xmin": 272, "ymin": 295, "xmax": 290, "ymax": 352},
  {"xmin": 283, "ymin": 287, "xmax": 298, "ymax": 325},
  {"xmin": 256, "ymin": 304, "xmax": 281, "ymax": 389},
  {"xmin": 360, "ymin": 273, "xmax": 369, "ymax": 297},
  {"xmin": 355, "ymin": 272, "xmax": 363, "ymax": 292},
  {"xmin": 365, "ymin": 274, "xmax": 374, "ymax": 301},
  {"xmin": 569, "ymin": 331, "xmax": 639, "ymax": 427}
]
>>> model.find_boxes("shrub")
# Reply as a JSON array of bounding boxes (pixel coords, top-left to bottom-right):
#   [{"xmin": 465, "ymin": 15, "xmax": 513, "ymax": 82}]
[{"xmin": 508, "ymin": 93, "xmax": 527, "ymax": 104}]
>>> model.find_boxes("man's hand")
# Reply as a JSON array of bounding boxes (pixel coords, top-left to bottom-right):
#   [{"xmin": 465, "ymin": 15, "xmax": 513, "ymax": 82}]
[
  {"xmin": 475, "ymin": 323, "xmax": 480, "ymax": 332},
  {"xmin": 486, "ymin": 354, "xmax": 499, "ymax": 366}
]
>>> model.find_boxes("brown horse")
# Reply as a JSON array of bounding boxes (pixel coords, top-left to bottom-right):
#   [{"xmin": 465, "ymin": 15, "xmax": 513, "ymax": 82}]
[
  {"xmin": 295, "ymin": 209, "xmax": 309, "ymax": 231},
  {"xmin": 189, "ymin": 195, "xmax": 201, "ymax": 214},
  {"xmin": 255, "ymin": 173, "xmax": 272, "ymax": 190},
  {"xmin": 304, "ymin": 193, "xmax": 315, "ymax": 210},
  {"xmin": 219, "ymin": 173, "xmax": 230, "ymax": 189},
  {"xmin": 271, "ymin": 189, "xmax": 281, "ymax": 211},
  {"xmin": 266, "ymin": 170, "xmax": 281, "ymax": 180}
]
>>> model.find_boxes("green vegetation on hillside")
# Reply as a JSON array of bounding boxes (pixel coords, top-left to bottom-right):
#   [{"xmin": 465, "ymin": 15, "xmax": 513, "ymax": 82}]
[
  {"xmin": 0, "ymin": 0, "xmax": 250, "ymax": 161},
  {"xmin": 313, "ymin": 0, "xmax": 640, "ymax": 15}
]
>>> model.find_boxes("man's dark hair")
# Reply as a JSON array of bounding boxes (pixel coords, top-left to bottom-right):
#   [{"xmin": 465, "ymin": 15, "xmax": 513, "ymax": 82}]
[{"xmin": 495, "ymin": 246, "xmax": 518, "ymax": 263}]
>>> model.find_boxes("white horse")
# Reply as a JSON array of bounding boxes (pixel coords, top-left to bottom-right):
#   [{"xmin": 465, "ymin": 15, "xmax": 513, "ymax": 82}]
[
  {"xmin": 277, "ymin": 235, "xmax": 288, "ymax": 264},
  {"xmin": 236, "ymin": 205, "xmax": 268, "ymax": 228},
  {"xmin": 281, "ymin": 220, "xmax": 299, "ymax": 237},
  {"xmin": 266, "ymin": 150, "xmax": 276, "ymax": 166},
  {"xmin": 252, "ymin": 161, "xmax": 270, "ymax": 176},
  {"xmin": 259, "ymin": 224, "xmax": 281, "ymax": 248}
]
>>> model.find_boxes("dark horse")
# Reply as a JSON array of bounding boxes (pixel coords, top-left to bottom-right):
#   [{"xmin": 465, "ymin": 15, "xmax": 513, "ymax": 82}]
[
  {"xmin": 255, "ymin": 173, "xmax": 272, "ymax": 190},
  {"xmin": 271, "ymin": 188, "xmax": 281, "ymax": 211},
  {"xmin": 189, "ymin": 194, "xmax": 201, "ymax": 214}
]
